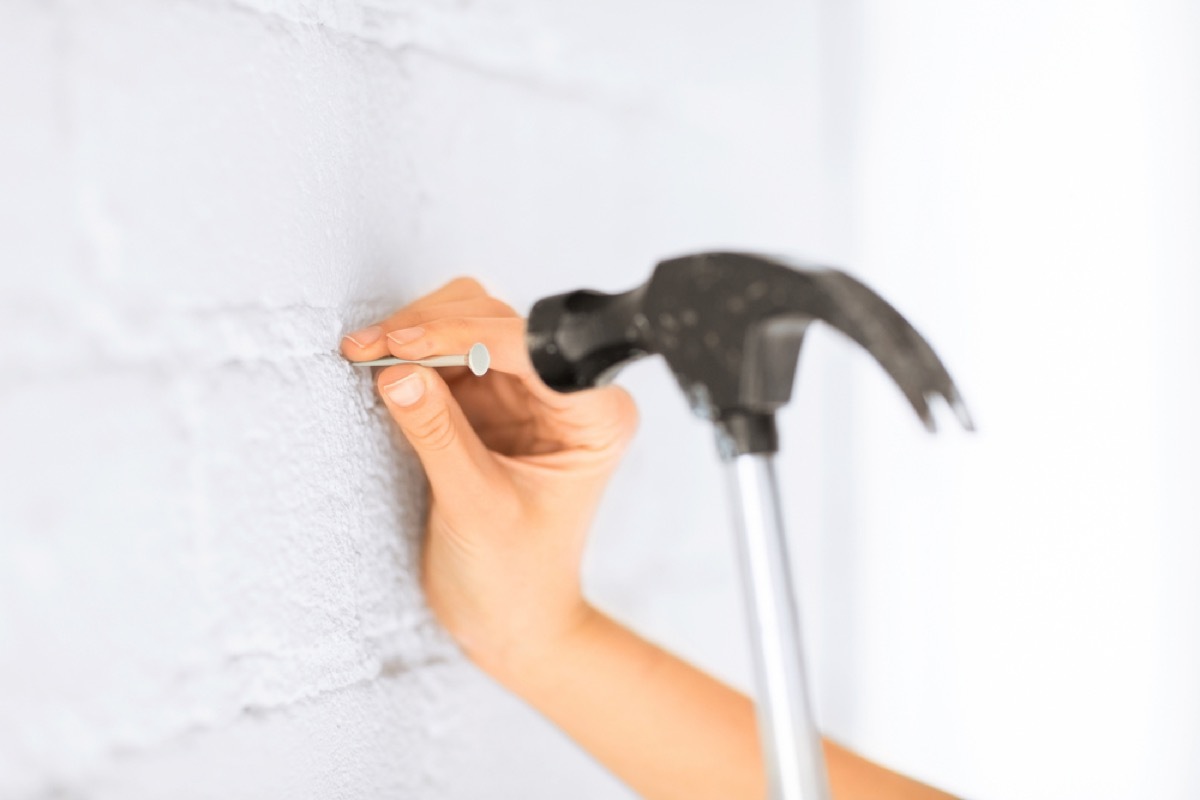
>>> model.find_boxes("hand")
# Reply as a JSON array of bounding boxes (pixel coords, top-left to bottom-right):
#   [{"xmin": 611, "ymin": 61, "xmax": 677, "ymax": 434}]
[
  {"xmin": 340, "ymin": 278, "xmax": 638, "ymax": 675},
  {"xmin": 341, "ymin": 279, "xmax": 958, "ymax": 800}
]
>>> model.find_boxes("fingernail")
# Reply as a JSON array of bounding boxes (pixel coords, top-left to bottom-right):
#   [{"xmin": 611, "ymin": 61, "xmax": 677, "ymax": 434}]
[
  {"xmin": 387, "ymin": 326, "xmax": 424, "ymax": 346},
  {"xmin": 344, "ymin": 325, "xmax": 383, "ymax": 348},
  {"xmin": 385, "ymin": 373, "xmax": 425, "ymax": 407}
]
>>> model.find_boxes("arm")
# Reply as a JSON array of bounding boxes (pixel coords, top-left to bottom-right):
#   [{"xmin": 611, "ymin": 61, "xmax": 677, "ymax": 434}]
[
  {"xmin": 490, "ymin": 608, "xmax": 765, "ymax": 800},
  {"xmin": 487, "ymin": 608, "xmax": 954, "ymax": 800},
  {"xmin": 341, "ymin": 278, "xmax": 956, "ymax": 800}
]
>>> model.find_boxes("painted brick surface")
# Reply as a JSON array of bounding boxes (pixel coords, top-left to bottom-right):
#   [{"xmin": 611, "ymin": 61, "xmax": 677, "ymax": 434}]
[
  {"xmin": 0, "ymin": 1, "xmax": 818, "ymax": 797},
  {"xmin": 7, "ymin": 2, "xmax": 1197, "ymax": 799}
]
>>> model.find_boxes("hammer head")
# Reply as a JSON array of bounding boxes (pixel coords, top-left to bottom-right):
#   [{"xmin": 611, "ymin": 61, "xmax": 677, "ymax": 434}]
[{"xmin": 527, "ymin": 252, "xmax": 972, "ymax": 456}]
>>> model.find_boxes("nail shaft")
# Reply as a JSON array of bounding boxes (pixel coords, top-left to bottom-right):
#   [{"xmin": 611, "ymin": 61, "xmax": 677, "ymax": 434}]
[{"xmin": 352, "ymin": 342, "xmax": 491, "ymax": 376}]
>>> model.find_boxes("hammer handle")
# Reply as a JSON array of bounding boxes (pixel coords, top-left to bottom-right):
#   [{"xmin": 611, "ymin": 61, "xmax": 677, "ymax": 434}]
[{"xmin": 728, "ymin": 454, "xmax": 832, "ymax": 800}]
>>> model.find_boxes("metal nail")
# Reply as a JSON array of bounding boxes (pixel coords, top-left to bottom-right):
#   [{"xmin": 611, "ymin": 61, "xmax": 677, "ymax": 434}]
[{"xmin": 352, "ymin": 342, "xmax": 491, "ymax": 376}]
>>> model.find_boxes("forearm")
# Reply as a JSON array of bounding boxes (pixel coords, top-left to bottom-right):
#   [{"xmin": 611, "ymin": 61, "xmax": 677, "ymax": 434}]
[
  {"xmin": 479, "ymin": 606, "xmax": 957, "ymax": 800},
  {"xmin": 484, "ymin": 606, "xmax": 765, "ymax": 800}
]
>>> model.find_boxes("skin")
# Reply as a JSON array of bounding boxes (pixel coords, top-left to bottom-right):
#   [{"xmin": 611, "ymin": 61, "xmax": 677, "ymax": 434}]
[{"xmin": 340, "ymin": 277, "xmax": 957, "ymax": 800}]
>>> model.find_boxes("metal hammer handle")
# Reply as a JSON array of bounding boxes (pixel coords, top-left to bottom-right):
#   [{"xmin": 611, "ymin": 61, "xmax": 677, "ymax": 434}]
[{"xmin": 729, "ymin": 455, "xmax": 830, "ymax": 800}]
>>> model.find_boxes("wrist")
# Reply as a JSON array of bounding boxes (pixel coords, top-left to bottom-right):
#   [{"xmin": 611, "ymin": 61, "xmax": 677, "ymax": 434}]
[{"xmin": 467, "ymin": 600, "xmax": 601, "ymax": 690}]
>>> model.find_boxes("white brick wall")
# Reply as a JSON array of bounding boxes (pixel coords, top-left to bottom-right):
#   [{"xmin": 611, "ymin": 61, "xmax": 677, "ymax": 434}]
[
  {"xmin": 5, "ymin": 2, "xmax": 1196, "ymax": 798},
  {"xmin": 0, "ymin": 1, "xmax": 821, "ymax": 797}
]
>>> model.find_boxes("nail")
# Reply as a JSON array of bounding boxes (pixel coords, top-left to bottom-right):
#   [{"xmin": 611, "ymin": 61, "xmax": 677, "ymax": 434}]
[
  {"xmin": 344, "ymin": 325, "xmax": 383, "ymax": 348},
  {"xmin": 385, "ymin": 373, "xmax": 425, "ymax": 407},
  {"xmin": 351, "ymin": 343, "xmax": 491, "ymax": 376},
  {"xmin": 387, "ymin": 326, "xmax": 424, "ymax": 346}
]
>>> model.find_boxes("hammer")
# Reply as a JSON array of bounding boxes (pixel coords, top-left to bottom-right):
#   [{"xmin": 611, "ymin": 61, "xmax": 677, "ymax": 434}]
[{"xmin": 527, "ymin": 251, "xmax": 972, "ymax": 800}]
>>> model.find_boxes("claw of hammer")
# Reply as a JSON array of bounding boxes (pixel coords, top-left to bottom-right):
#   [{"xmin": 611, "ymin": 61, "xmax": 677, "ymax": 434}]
[{"xmin": 813, "ymin": 268, "xmax": 975, "ymax": 434}]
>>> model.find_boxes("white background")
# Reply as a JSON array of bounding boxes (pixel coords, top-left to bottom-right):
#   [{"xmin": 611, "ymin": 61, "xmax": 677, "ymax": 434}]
[{"xmin": 1, "ymin": 1, "xmax": 1195, "ymax": 798}]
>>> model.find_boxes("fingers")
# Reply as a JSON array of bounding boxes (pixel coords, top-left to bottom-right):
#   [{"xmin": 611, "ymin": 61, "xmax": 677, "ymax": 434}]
[
  {"xmin": 343, "ymin": 297, "xmax": 518, "ymax": 361},
  {"xmin": 376, "ymin": 363, "xmax": 504, "ymax": 510},
  {"xmin": 383, "ymin": 294, "xmax": 516, "ymax": 331},
  {"xmin": 389, "ymin": 315, "xmax": 638, "ymax": 449},
  {"xmin": 383, "ymin": 315, "xmax": 581, "ymax": 407},
  {"xmin": 384, "ymin": 316, "xmax": 535, "ymax": 377},
  {"xmin": 346, "ymin": 279, "xmax": 638, "ymax": 460},
  {"xmin": 341, "ymin": 276, "xmax": 514, "ymax": 362}
]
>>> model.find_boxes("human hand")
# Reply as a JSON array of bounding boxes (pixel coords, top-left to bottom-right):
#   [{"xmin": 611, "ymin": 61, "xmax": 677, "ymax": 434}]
[
  {"xmin": 341, "ymin": 278, "xmax": 638, "ymax": 676},
  {"xmin": 341, "ymin": 280, "xmax": 958, "ymax": 800}
]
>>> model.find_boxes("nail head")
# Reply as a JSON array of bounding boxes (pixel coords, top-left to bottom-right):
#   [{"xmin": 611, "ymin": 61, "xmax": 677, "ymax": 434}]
[{"xmin": 467, "ymin": 342, "xmax": 490, "ymax": 376}]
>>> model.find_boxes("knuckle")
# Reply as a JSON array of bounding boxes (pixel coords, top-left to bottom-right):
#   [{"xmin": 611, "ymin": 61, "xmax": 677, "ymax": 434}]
[
  {"xmin": 614, "ymin": 390, "xmax": 640, "ymax": 439},
  {"xmin": 609, "ymin": 398, "xmax": 639, "ymax": 449},
  {"xmin": 492, "ymin": 299, "xmax": 520, "ymax": 318},
  {"xmin": 592, "ymin": 388, "xmax": 639, "ymax": 454},
  {"xmin": 481, "ymin": 297, "xmax": 517, "ymax": 317},
  {"xmin": 407, "ymin": 404, "xmax": 457, "ymax": 452},
  {"xmin": 446, "ymin": 276, "xmax": 486, "ymax": 296},
  {"xmin": 428, "ymin": 316, "xmax": 471, "ymax": 339}
]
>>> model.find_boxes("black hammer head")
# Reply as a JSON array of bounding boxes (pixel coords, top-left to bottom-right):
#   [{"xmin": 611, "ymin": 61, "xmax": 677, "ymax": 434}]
[{"xmin": 527, "ymin": 252, "xmax": 972, "ymax": 457}]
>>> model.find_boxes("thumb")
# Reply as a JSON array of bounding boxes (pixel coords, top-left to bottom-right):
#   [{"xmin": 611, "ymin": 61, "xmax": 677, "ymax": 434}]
[{"xmin": 376, "ymin": 365, "xmax": 500, "ymax": 509}]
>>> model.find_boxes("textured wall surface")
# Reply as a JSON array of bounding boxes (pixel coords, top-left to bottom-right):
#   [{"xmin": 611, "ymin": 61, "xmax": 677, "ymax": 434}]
[
  {"xmin": 0, "ymin": 1, "xmax": 825, "ymax": 797},
  {"xmin": 5, "ymin": 1, "xmax": 1195, "ymax": 799}
]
